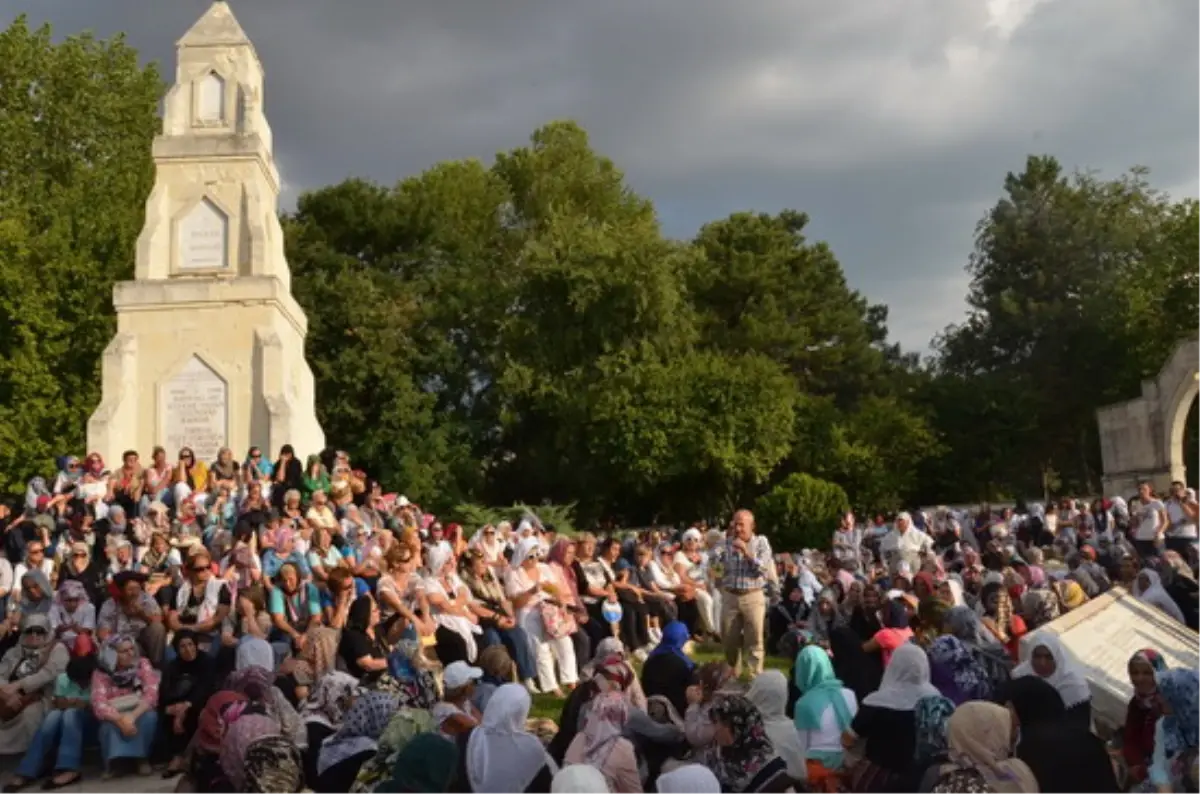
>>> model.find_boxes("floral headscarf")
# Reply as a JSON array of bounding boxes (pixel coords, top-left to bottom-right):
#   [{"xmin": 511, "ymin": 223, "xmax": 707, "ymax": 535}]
[
  {"xmin": 927, "ymin": 635, "xmax": 993, "ymax": 705},
  {"xmin": 709, "ymin": 695, "xmax": 775, "ymax": 793},
  {"xmin": 318, "ymin": 691, "xmax": 398, "ymax": 776},
  {"xmin": 300, "ymin": 670, "xmax": 363, "ymax": 729},
  {"xmin": 1021, "ymin": 588, "xmax": 1061, "ymax": 629},
  {"xmin": 913, "ymin": 694, "xmax": 955, "ymax": 768},
  {"xmin": 1158, "ymin": 668, "xmax": 1200, "ymax": 759},
  {"xmin": 581, "ymin": 691, "xmax": 629, "ymax": 767}
]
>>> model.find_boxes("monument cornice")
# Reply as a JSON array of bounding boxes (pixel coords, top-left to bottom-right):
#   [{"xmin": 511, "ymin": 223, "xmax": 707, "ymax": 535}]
[
  {"xmin": 151, "ymin": 136, "xmax": 280, "ymax": 191},
  {"xmin": 113, "ymin": 276, "xmax": 308, "ymax": 337}
]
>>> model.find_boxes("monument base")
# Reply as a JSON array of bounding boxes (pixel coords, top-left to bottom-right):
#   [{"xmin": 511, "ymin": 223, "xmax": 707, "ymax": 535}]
[
  {"xmin": 87, "ymin": 276, "xmax": 325, "ymax": 464},
  {"xmin": 1019, "ymin": 588, "xmax": 1199, "ymax": 736}
]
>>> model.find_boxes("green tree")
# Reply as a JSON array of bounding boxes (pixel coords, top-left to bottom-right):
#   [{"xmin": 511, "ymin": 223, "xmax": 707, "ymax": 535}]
[
  {"xmin": 687, "ymin": 210, "xmax": 935, "ymax": 512},
  {"xmin": 0, "ymin": 18, "xmax": 159, "ymax": 491},
  {"xmin": 933, "ymin": 156, "xmax": 1199, "ymax": 495}
]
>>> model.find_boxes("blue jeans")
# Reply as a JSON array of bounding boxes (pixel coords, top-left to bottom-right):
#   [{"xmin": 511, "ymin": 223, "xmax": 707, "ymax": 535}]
[
  {"xmin": 482, "ymin": 625, "xmax": 536, "ymax": 682},
  {"xmin": 17, "ymin": 707, "xmax": 96, "ymax": 776},
  {"xmin": 99, "ymin": 711, "xmax": 158, "ymax": 766}
]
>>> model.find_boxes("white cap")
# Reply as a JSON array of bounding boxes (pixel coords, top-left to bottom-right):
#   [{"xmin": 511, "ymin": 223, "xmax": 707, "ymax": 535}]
[
  {"xmin": 443, "ymin": 661, "xmax": 483, "ymax": 690},
  {"xmin": 397, "ymin": 495, "xmax": 410, "ymax": 507}
]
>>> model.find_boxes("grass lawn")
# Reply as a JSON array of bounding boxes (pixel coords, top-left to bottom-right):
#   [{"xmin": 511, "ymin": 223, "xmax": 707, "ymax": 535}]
[{"xmin": 527, "ymin": 642, "xmax": 791, "ymax": 721}]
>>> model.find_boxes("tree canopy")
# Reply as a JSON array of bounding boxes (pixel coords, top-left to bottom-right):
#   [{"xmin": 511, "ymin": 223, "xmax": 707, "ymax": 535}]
[
  {"xmin": 283, "ymin": 121, "xmax": 938, "ymax": 521},
  {"xmin": 0, "ymin": 16, "xmax": 1194, "ymax": 520},
  {"xmin": 0, "ymin": 17, "xmax": 159, "ymax": 492}
]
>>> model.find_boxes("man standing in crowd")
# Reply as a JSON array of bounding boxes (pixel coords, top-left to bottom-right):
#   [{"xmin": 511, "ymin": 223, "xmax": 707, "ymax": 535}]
[
  {"xmin": 716, "ymin": 509, "xmax": 772, "ymax": 676},
  {"xmin": 1133, "ymin": 481, "xmax": 1169, "ymax": 559}
]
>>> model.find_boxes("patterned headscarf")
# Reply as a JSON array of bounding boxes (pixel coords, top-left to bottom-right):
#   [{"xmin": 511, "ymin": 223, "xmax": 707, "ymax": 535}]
[
  {"xmin": 928, "ymin": 635, "xmax": 994, "ymax": 705},
  {"xmin": 581, "ymin": 691, "xmax": 629, "ymax": 767},
  {"xmin": 220, "ymin": 711, "xmax": 283, "ymax": 790},
  {"xmin": 299, "ymin": 670, "xmax": 363, "ymax": 729},
  {"xmin": 913, "ymin": 694, "xmax": 955, "ymax": 768},
  {"xmin": 592, "ymin": 655, "xmax": 634, "ymax": 695},
  {"xmin": 243, "ymin": 735, "xmax": 303, "ymax": 793},
  {"xmin": 1158, "ymin": 668, "xmax": 1200, "ymax": 759},
  {"xmin": 318, "ymin": 691, "xmax": 398, "ymax": 776},
  {"xmin": 196, "ymin": 691, "xmax": 250, "ymax": 753},
  {"xmin": 708, "ymin": 695, "xmax": 775, "ymax": 793}
]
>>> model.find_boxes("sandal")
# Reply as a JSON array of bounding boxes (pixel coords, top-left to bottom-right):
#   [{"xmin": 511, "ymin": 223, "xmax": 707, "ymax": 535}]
[
  {"xmin": 3, "ymin": 777, "xmax": 30, "ymax": 793},
  {"xmin": 41, "ymin": 772, "xmax": 80, "ymax": 791}
]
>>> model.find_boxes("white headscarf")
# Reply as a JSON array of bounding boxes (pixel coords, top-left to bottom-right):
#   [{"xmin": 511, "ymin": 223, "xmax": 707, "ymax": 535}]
[
  {"xmin": 657, "ymin": 764, "xmax": 721, "ymax": 793},
  {"xmin": 466, "ymin": 683, "xmax": 557, "ymax": 793},
  {"xmin": 426, "ymin": 542, "xmax": 454, "ymax": 579},
  {"xmin": 861, "ymin": 642, "xmax": 939, "ymax": 711},
  {"xmin": 552, "ymin": 764, "xmax": 610, "ymax": 793},
  {"xmin": 745, "ymin": 670, "xmax": 808, "ymax": 782},
  {"xmin": 1132, "ymin": 568, "xmax": 1187, "ymax": 623},
  {"xmin": 511, "ymin": 536, "xmax": 543, "ymax": 569},
  {"xmin": 236, "ymin": 636, "xmax": 274, "ymax": 672},
  {"xmin": 1012, "ymin": 633, "xmax": 1092, "ymax": 709},
  {"xmin": 944, "ymin": 578, "xmax": 966, "ymax": 607}
]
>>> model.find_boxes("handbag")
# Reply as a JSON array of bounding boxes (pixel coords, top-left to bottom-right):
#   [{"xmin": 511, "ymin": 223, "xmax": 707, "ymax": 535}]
[
  {"xmin": 108, "ymin": 692, "xmax": 142, "ymax": 714},
  {"xmin": 539, "ymin": 600, "xmax": 575, "ymax": 640}
]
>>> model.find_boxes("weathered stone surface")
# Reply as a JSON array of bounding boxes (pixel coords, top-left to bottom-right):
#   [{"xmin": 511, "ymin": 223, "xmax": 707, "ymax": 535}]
[
  {"xmin": 88, "ymin": 1, "xmax": 324, "ymax": 464},
  {"xmin": 1096, "ymin": 336, "xmax": 1199, "ymax": 496},
  {"xmin": 1019, "ymin": 588, "xmax": 1199, "ymax": 735}
]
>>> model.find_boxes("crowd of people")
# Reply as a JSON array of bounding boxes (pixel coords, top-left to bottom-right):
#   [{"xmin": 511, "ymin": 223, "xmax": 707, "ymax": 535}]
[{"xmin": 0, "ymin": 444, "xmax": 1194, "ymax": 793}]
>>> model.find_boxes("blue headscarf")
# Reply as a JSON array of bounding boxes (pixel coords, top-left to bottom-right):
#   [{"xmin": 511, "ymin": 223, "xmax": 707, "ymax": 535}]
[
  {"xmin": 1158, "ymin": 668, "xmax": 1199, "ymax": 759},
  {"xmin": 793, "ymin": 646, "xmax": 853, "ymax": 769},
  {"xmin": 647, "ymin": 620, "xmax": 694, "ymax": 672}
]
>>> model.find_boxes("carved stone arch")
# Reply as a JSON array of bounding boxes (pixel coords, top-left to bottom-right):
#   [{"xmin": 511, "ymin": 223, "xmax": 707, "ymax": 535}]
[{"xmin": 1098, "ymin": 335, "xmax": 1200, "ymax": 496}]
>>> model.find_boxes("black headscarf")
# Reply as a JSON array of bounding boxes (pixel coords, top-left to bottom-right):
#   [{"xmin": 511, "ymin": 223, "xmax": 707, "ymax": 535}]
[
  {"xmin": 1004, "ymin": 677, "xmax": 1120, "ymax": 793},
  {"xmin": 348, "ymin": 595, "xmax": 373, "ymax": 632},
  {"xmin": 161, "ymin": 628, "xmax": 212, "ymax": 707}
]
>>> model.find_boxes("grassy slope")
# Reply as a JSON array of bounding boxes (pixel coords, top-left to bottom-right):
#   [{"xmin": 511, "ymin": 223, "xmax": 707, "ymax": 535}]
[{"xmin": 527, "ymin": 643, "xmax": 791, "ymax": 721}]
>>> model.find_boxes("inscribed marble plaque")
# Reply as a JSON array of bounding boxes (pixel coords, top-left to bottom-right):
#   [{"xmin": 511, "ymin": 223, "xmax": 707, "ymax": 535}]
[
  {"xmin": 177, "ymin": 198, "xmax": 229, "ymax": 271},
  {"xmin": 160, "ymin": 356, "xmax": 227, "ymax": 461},
  {"xmin": 1020, "ymin": 589, "xmax": 1198, "ymax": 733}
]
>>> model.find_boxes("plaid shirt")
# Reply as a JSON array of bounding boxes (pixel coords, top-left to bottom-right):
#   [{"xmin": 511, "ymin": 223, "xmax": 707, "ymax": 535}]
[{"xmin": 715, "ymin": 536, "xmax": 772, "ymax": 591}]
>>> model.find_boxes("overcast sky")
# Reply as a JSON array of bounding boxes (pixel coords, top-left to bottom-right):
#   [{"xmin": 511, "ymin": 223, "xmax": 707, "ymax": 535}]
[{"xmin": 3, "ymin": 0, "xmax": 1196, "ymax": 353}]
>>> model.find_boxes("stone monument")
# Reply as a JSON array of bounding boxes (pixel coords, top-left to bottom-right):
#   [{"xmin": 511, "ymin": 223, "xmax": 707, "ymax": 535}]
[
  {"xmin": 88, "ymin": 1, "xmax": 325, "ymax": 465},
  {"xmin": 1019, "ymin": 588, "xmax": 1198, "ymax": 734}
]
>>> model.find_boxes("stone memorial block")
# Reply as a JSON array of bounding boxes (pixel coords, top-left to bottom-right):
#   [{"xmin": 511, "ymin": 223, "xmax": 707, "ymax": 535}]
[
  {"xmin": 160, "ymin": 355, "xmax": 228, "ymax": 461},
  {"xmin": 1019, "ymin": 588, "xmax": 1199, "ymax": 734},
  {"xmin": 88, "ymin": 2, "xmax": 325, "ymax": 464},
  {"xmin": 196, "ymin": 71, "xmax": 226, "ymax": 124},
  {"xmin": 176, "ymin": 198, "xmax": 229, "ymax": 271}
]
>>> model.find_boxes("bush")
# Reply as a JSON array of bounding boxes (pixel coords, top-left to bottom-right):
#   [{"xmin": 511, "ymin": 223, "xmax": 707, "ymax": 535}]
[{"xmin": 755, "ymin": 473, "xmax": 848, "ymax": 551}]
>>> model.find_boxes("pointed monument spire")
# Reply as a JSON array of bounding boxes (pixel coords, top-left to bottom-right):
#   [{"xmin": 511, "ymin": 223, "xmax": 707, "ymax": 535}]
[{"xmin": 178, "ymin": 1, "xmax": 251, "ymax": 48}]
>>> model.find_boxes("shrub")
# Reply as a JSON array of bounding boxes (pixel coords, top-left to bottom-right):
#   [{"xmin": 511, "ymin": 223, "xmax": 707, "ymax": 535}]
[{"xmin": 755, "ymin": 473, "xmax": 848, "ymax": 551}]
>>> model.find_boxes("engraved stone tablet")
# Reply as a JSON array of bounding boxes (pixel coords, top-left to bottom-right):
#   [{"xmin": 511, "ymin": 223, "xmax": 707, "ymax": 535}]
[
  {"xmin": 177, "ymin": 198, "xmax": 228, "ymax": 270},
  {"xmin": 1020, "ymin": 589, "xmax": 1199, "ymax": 734},
  {"xmin": 160, "ymin": 356, "xmax": 227, "ymax": 462},
  {"xmin": 197, "ymin": 71, "xmax": 225, "ymax": 124}
]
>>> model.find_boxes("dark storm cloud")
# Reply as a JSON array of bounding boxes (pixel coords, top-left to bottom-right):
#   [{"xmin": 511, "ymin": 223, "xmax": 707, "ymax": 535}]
[{"xmin": 3, "ymin": 0, "xmax": 1196, "ymax": 351}]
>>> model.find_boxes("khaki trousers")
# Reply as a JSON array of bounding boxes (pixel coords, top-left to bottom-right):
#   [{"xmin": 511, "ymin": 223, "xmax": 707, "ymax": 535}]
[{"xmin": 720, "ymin": 588, "xmax": 765, "ymax": 675}]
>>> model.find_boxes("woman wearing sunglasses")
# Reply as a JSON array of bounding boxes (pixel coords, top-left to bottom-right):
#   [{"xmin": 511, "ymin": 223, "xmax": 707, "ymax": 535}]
[{"xmin": 0, "ymin": 615, "xmax": 69, "ymax": 762}]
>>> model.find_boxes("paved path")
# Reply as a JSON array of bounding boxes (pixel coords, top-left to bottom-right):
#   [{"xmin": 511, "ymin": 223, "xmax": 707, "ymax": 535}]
[{"xmin": 0, "ymin": 755, "xmax": 175, "ymax": 794}]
